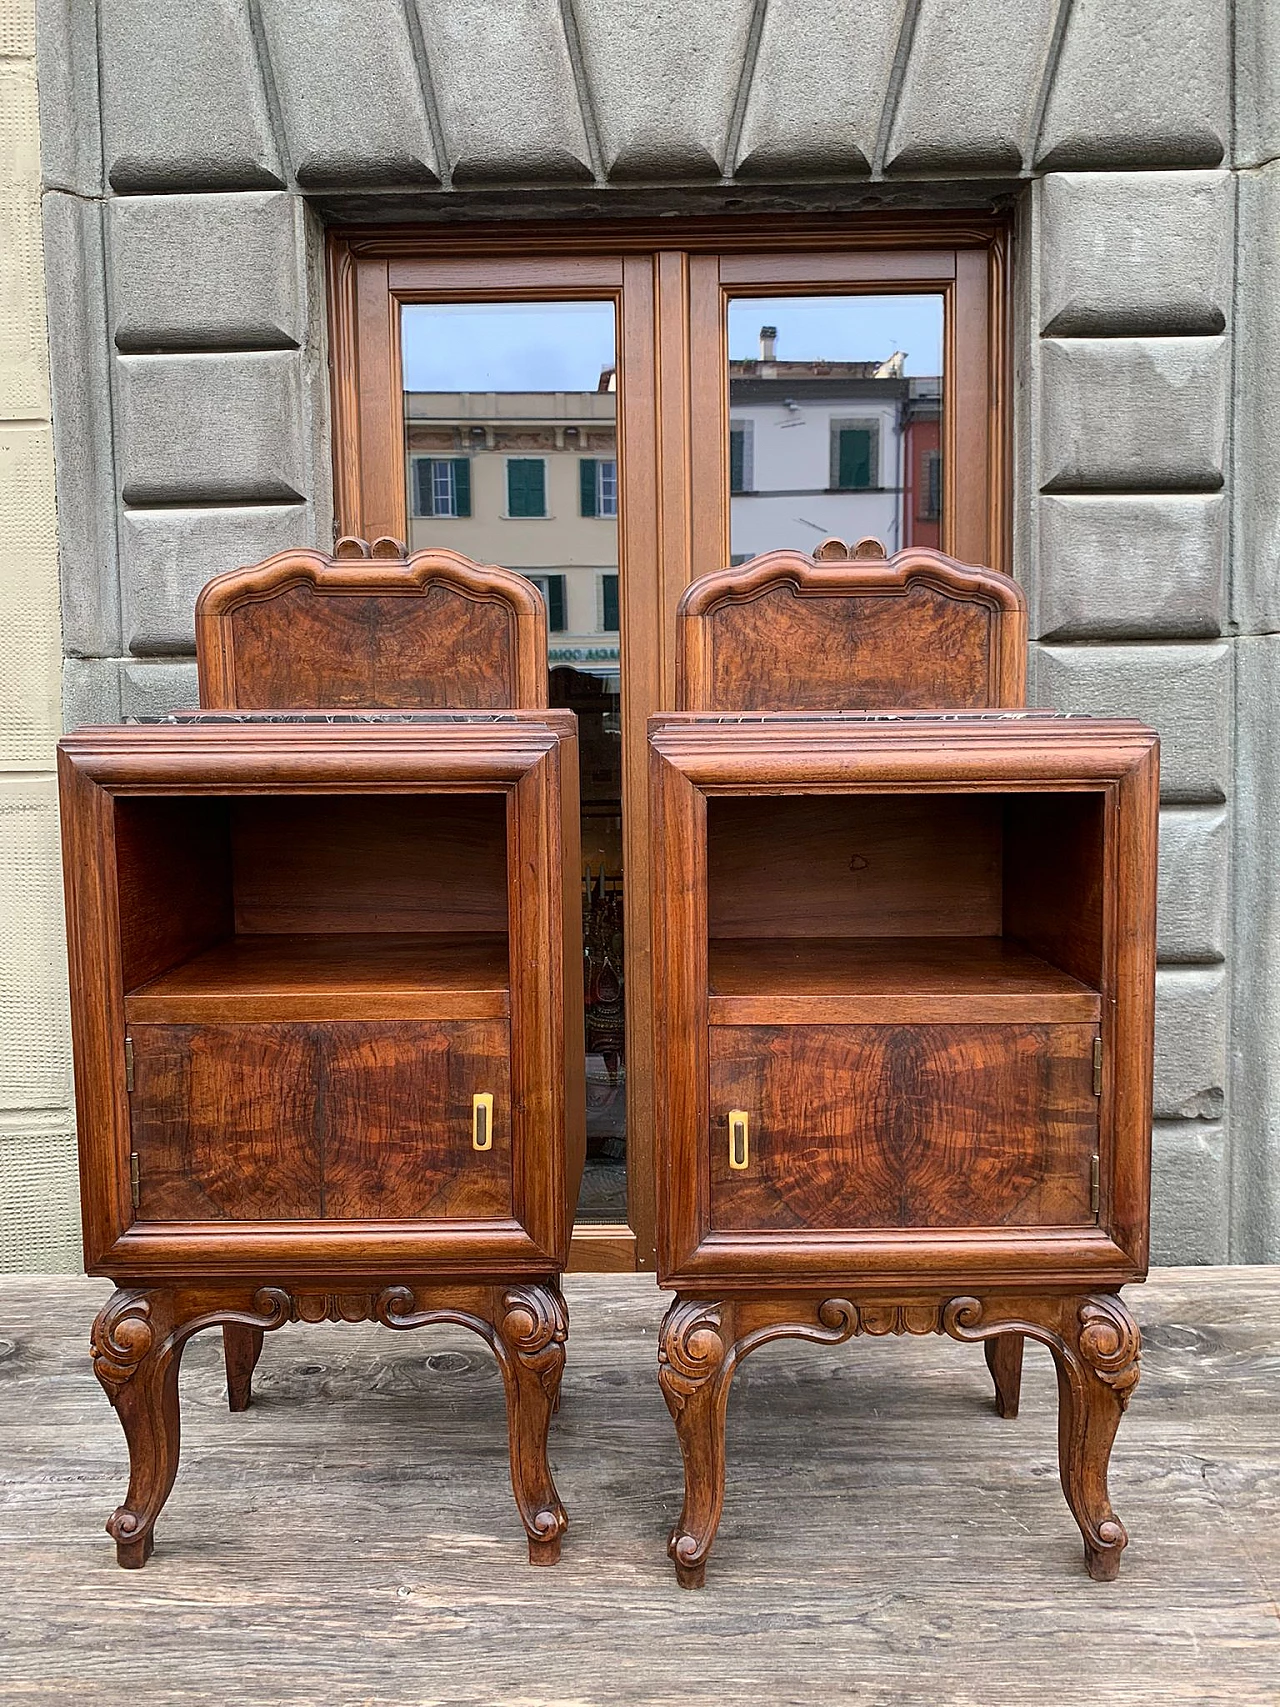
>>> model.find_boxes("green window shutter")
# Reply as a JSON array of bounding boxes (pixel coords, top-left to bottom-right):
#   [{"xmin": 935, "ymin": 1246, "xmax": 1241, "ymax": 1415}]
[
  {"xmin": 413, "ymin": 459, "xmax": 432, "ymax": 516},
  {"xmin": 601, "ymin": 574, "xmax": 619, "ymax": 632},
  {"xmin": 545, "ymin": 575, "xmax": 566, "ymax": 632},
  {"xmin": 451, "ymin": 457, "xmax": 471, "ymax": 517},
  {"xmin": 580, "ymin": 458, "xmax": 598, "ymax": 516},
  {"xmin": 729, "ymin": 430, "xmax": 745, "ymax": 494},
  {"xmin": 508, "ymin": 458, "xmax": 546, "ymax": 517},
  {"xmin": 837, "ymin": 428, "xmax": 873, "ymax": 490}
]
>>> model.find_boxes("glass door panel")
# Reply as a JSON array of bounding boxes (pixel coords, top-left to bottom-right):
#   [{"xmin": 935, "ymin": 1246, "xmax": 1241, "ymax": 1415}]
[
  {"xmin": 725, "ymin": 295, "xmax": 945, "ymax": 561},
  {"xmin": 400, "ymin": 301, "xmax": 626, "ymax": 1224}
]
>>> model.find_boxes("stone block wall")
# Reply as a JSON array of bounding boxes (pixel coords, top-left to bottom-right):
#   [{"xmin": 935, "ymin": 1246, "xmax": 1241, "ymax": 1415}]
[
  {"xmin": 24, "ymin": 0, "xmax": 1279, "ymax": 1265},
  {"xmin": 0, "ymin": 0, "xmax": 78, "ymax": 1270}
]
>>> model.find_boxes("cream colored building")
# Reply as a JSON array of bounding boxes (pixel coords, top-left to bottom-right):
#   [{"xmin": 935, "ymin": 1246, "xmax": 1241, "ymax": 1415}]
[
  {"xmin": 0, "ymin": 0, "xmax": 76, "ymax": 1269},
  {"xmin": 405, "ymin": 388, "xmax": 620, "ymax": 676}
]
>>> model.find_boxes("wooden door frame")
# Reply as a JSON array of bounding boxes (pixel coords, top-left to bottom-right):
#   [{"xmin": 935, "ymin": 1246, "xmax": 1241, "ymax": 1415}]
[{"xmin": 326, "ymin": 213, "xmax": 1012, "ymax": 1272}]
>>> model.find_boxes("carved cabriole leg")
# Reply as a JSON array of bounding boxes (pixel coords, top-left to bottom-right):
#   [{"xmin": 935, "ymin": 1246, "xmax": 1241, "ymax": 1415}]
[
  {"xmin": 222, "ymin": 1324, "xmax": 265, "ymax": 1412},
  {"xmin": 945, "ymin": 1293, "xmax": 1141, "ymax": 1581},
  {"xmin": 658, "ymin": 1293, "xmax": 874, "ymax": 1588},
  {"xmin": 493, "ymin": 1284, "xmax": 569, "ymax": 1564},
  {"xmin": 377, "ymin": 1279, "xmax": 569, "ymax": 1566},
  {"xmin": 90, "ymin": 1285, "xmax": 292, "ymax": 1568},
  {"xmin": 657, "ymin": 1298, "xmax": 733, "ymax": 1590},
  {"xmin": 984, "ymin": 1332, "xmax": 1024, "ymax": 1419}
]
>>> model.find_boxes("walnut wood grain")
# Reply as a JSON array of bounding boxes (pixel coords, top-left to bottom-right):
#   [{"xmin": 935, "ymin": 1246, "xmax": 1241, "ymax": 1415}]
[
  {"xmin": 322, "ymin": 1020, "xmax": 512, "ymax": 1221},
  {"xmin": 707, "ymin": 936, "xmax": 1101, "ymax": 1025},
  {"xmin": 195, "ymin": 546, "xmax": 549, "ymax": 711},
  {"xmin": 658, "ymin": 1288, "xmax": 1140, "ymax": 1588},
  {"xmin": 650, "ymin": 713, "xmax": 1159, "ymax": 1288},
  {"xmin": 125, "ymin": 932, "xmax": 510, "ymax": 1024},
  {"xmin": 230, "ymin": 793, "xmax": 509, "ymax": 936},
  {"xmin": 985, "ymin": 1331, "xmax": 1024, "ymax": 1419},
  {"xmin": 59, "ymin": 717, "xmax": 580, "ymax": 1277},
  {"xmin": 676, "ymin": 548, "xmax": 1027, "ymax": 713},
  {"xmin": 113, "ymin": 797, "xmax": 234, "ymax": 990},
  {"xmin": 90, "ymin": 1279, "xmax": 568, "ymax": 1568},
  {"xmin": 221, "ymin": 1322, "xmax": 264, "ymax": 1412},
  {"xmin": 707, "ymin": 793, "xmax": 1002, "ymax": 939},
  {"xmin": 708, "ymin": 1022, "xmax": 1099, "ymax": 1232}
]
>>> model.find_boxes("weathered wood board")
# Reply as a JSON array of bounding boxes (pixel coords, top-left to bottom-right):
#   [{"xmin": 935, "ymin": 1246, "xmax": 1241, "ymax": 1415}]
[{"xmin": 0, "ymin": 1268, "xmax": 1276, "ymax": 1705}]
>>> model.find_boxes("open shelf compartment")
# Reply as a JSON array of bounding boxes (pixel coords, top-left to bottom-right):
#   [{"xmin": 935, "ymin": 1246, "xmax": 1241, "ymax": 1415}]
[
  {"xmin": 706, "ymin": 790, "xmax": 1104, "ymax": 1025},
  {"xmin": 115, "ymin": 792, "xmax": 511, "ymax": 1024}
]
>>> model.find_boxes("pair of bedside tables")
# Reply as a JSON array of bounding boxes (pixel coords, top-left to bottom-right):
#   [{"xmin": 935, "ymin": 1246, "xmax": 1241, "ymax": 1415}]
[{"xmin": 59, "ymin": 537, "xmax": 1156, "ymax": 1586}]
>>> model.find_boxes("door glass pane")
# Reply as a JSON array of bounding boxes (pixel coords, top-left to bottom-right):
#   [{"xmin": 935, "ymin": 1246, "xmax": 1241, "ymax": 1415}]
[
  {"xmin": 725, "ymin": 295, "xmax": 944, "ymax": 559},
  {"xmin": 401, "ymin": 301, "xmax": 626, "ymax": 1225}
]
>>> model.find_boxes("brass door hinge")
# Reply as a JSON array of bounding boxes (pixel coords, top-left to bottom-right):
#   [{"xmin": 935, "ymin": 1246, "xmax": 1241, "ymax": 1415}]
[
  {"xmin": 1092, "ymin": 1035, "xmax": 1103, "ymax": 1097},
  {"xmin": 1090, "ymin": 1153, "xmax": 1101, "ymax": 1218},
  {"xmin": 124, "ymin": 1036, "xmax": 134, "ymax": 1093},
  {"xmin": 129, "ymin": 1152, "xmax": 140, "ymax": 1210}
]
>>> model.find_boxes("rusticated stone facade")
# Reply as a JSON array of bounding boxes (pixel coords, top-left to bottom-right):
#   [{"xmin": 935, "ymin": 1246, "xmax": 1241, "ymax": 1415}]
[{"xmin": 11, "ymin": 0, "xmax": 1277, "ymax": 1266}]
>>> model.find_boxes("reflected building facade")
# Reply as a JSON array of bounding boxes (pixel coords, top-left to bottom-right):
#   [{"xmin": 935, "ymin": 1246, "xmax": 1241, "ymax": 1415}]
[
  {"xmin": 729, "ymin": 326, "xmax": 941, "ymax": 560},
  {"xmin": 404, "ymin": 370, "xmax": 626, "ymax": 1217}
]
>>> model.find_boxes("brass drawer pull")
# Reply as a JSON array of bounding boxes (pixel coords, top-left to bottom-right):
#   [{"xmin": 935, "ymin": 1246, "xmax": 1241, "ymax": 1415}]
[
  {"xmin": 472, "ymin": 1092, "xmax": 494, "ymax": 1152},
  {"xmin": 728, "ymin": 1109, "xmax": 750, "ymax": 1171}
]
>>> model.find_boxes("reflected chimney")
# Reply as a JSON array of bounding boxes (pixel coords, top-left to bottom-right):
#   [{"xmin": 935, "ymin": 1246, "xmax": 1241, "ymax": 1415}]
[{"xmin": 759, "ymin": 325, "xmax": 777, "ymax": 361}]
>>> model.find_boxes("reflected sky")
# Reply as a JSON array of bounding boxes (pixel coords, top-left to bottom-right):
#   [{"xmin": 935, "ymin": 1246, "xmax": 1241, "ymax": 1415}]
[
  {"xmin": 402, "ymin": 301, "xmax": 616, "ymax": 392},
  {"xmin": 728, "ymin": 295, "xmax": 943, "ymax": 375}
]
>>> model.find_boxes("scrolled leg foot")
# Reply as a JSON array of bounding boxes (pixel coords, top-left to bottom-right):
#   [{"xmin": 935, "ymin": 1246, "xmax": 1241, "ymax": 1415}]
[
  {"xmin": 1058, "ymin": 1297, "xmax": 1141, "ymax": 1581},
  {"xmin": 91, "ymin": 1285, "xmax": 291, "ymax": 1568},
  {"xmin": 92, "ymin": 1288, "xmax": 186, "ymax": 1569},
  {"xmin": 985, "ymin": 1332, "xmax": 1024, "ymax": 1419},
  {"xmin": 946, "ymin": 1292, "xmax": 1140, "ymax": 1580},
  {"xmin": 494, "ymin": 1283, "xmax": 569, "ymax": 1565},
  {"xmin": 658, "ymin": 1297, "xmax": 734, "ymax": 1589},
  {"xmin": 223, "ymin": 1324, "xmax": 265, "ymax": 1412}
]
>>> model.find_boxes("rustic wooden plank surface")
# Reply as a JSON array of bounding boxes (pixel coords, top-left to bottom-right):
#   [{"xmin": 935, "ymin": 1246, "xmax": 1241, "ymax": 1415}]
[{"xmin": 0, "ymin": 1268, "xmax": 1276, "ymax": 1705}]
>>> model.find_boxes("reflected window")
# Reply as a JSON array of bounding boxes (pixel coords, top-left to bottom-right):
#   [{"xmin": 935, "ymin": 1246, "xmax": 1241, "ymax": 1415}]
[
  {"xmin": 401, "ymin": 300, "xmax": 626, "ymax": 1227},
  {"xmin": 527, "ymin": 573, "xmax": 567, "ymax": 632},
  {"xmin": 726, "ymin": 294, "xmax": 944, "ymax": 557},
  {"xmin": 729, "ymin": 422, "xmax": 752, "ymax": 494},
  {"xmin": 412, "ymin": 455, "xmax": 471, "ymax": 518},
  {"xmin": 507, "ymin": 458, "xmax": 547, "ymax": 518},
  {"xmin": 830, "ymin": 421, "xmax": 878, "ymax": 491},
  {"xmin": 580, "ymin": 456, "xmax": 617, "ymax": 518}
]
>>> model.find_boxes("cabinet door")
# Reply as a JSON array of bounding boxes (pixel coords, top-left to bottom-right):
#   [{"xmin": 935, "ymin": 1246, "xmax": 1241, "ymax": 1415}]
[
  {"xmin": 322, "ymin": 1020, "xmax": 511, "ymax": 1219},
  {"xmin": 708, "ymin": 1023, "xmax": 1098, "ymax": 1233},
  {"xmin": 129, "ymin": 1020, "xmax": 510, "ymax": 1221}
]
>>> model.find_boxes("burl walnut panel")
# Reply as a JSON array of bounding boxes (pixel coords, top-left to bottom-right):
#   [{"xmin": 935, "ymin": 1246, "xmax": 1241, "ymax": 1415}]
[
  {"xmin": 195, "ymin": 546, "xmax": 549, "ymax": 712},
  {"xmin": 705, "ymin": 583, "xmax": 994, "ymax": 710},
  {"xmin": 130, "ymin": 1020, "xmax": 511, "ymax": 1222},
  {"xmin": 708, "ymin": 1023, "xmax": 1099, "ymax": 1232},
  {"xmin": 676, "ymin": 549, "xmax": 1028, "ymax": 714},
  {"xmin": 228, "ymin": 584, "xmax": 517, "ymax": 710}
]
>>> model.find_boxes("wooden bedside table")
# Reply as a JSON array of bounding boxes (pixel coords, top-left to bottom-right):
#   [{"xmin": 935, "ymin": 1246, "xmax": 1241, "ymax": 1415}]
[
  {"xmin": 649, "ymin": 542, "xmax": 1157, "ymax": 1587},
  {"xmin": 59, "ymin": 542, "xmax": 584, "ymax": 1568}
]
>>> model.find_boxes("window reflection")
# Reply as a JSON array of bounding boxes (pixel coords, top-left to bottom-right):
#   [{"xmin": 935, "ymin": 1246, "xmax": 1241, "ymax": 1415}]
[
  {"xmin": 726, "ymin": 295, "xmax": 944, "ymax": 561},
  {"xmin": 401, "ymin": 301, "xmax": 626, "ymax": 1225}
]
